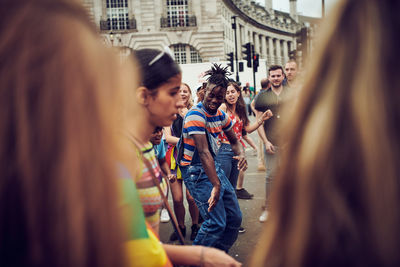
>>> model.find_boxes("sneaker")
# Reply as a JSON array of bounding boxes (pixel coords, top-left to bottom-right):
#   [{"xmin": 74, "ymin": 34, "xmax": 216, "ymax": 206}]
[
  {"xmin": 160, "ymin": 208, "xmax": 170, "ymax": 223},
  {"xmin": 238, "ymin": 226, "xmax": 246, "ymax": 233},
  {"xmin": 236, "ymin": 188, "xmax": 254, "ymax": 199},
  {"xmin": 259, "ymin": 210, "xmax": 269, "ymax": 222},
  {"xmin": 190, "ymin": 224, "xmax": 200, "ymax": 241},
  {"xmin": 169, "ymin": 226, "xmax": 186, "ymax": 241}
]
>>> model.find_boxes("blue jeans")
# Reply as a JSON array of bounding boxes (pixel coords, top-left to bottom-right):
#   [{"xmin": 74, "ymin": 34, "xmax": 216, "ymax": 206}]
[
  {"xmin": 216, "ymin": 143, "xmax": 239, "ymax": 189},
  {"xmin": 264, "ymin": 146, "xmax": 280, "ymax": 209},
  {"xmin": 181, "ymin": 162, "xmax": 242, "ymax": 252}
]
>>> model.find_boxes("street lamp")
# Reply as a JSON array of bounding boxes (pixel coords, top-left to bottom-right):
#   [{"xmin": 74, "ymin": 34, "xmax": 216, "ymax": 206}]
[
  {"xmin": 231, "ymin": 16, "xmax": 239, "ymax": 82},
  {"xmin": 322, "ymin": 0, "xmax": 325, "ymax": 18}
]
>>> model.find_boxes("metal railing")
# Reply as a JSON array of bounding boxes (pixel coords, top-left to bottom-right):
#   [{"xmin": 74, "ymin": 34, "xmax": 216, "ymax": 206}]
[{"xmin": 160, "ymin": 15, "xmax": 196, "ymax": 28}]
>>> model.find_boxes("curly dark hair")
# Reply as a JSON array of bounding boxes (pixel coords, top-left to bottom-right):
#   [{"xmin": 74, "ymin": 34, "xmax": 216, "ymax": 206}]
[{"xmin": 204, "ymin": 63, "xmax": 231, "ymax": 90}]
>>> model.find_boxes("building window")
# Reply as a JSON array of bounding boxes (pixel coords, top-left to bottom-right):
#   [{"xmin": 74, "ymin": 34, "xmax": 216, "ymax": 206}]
[
  {"xmin": 171, "ymin": 44, "xmax": 202, "ymax": 64},
  {"xmin": 167, "ymin": 0, "xmax": 189, "ymax": 27},
  {"xmin": 173, "ymin": 44, "xmax": 187, "ymax": 64},
  {"xmin": 106, "ymin": 0, "xmax": 129, "ymax": 30},
  {"xmin": 190, "ymin": 47, "xmax": 202, "ymax": 63}
]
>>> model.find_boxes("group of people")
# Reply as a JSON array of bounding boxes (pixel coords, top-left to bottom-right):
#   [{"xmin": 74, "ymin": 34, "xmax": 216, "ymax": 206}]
[{"xmin": 2, "ymin": 0, "xmax": 400, "ymax": 266}]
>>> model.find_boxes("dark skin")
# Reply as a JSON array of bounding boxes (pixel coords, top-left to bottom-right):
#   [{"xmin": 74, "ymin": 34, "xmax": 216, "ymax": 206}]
[{"xmin": 192, "ymin": 84, "xmax": 247, "ymax": 212}]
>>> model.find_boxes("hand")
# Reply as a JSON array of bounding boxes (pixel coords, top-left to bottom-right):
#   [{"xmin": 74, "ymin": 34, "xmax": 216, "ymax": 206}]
[
  {"xmin": 233, "ymin": 155, "xmax": 247, "ymax": 171},
  {"xmin": 265, "ymin": 141, "xmax": 275, "ymax": 154},
  {"xmin": 208, "ymin": 186, "xmax": 220, "ymax": 212},
  {"xmin": 201, "ymin": 246, "xmax": 242, "ymax": 267},
  {"xmin": 260, "ymin": 109, "xmax": 273, "ymax": 123},
  {"xmin": 167, "ymin": 173, "xmax": 176, "ymax": 184}
]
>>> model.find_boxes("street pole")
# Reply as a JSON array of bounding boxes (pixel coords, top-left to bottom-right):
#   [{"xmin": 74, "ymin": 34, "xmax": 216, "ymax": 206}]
[
  {"xmin": 322, "ymin": 0, "xmax": 325, "ymax": 18},
  {"xmin": 231, "ymin": 16, "xmax": 239, "ymax": 82},
  {"xmin": 251, "ymin": 44, "xmax": 256, "ymax": 94}
]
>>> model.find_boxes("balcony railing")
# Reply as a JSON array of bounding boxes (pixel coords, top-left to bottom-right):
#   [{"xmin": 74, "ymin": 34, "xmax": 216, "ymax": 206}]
[
  {"xmin": 160, "ymin": 15, "xmax": 196, "ymax": 28},
  {"xmin": 100, "ymin": 17, "xmax": 136, "ymax": 31}
]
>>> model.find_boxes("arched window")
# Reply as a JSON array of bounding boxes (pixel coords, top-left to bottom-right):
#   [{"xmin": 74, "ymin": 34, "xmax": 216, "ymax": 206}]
[{"xmin": 171, "ymin": 44, "xmax": 202, "ymax": 64}]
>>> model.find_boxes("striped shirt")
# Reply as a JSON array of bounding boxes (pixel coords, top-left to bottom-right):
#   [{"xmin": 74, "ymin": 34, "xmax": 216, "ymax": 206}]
[{"xmin": 180, "ymin": 102, "xmax": 232, "ymax": 166}]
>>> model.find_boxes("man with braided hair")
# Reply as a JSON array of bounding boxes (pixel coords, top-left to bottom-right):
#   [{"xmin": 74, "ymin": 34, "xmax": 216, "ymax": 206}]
[{"xmin": 179, "ymin": 64, "xmax": 247, "ymax": 251}]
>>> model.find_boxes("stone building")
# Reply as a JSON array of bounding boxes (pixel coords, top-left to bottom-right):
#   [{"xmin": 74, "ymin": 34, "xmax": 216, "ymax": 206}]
[{"xmin": 82, "ymin": 0, "xmax": 318, "ymax": 67}]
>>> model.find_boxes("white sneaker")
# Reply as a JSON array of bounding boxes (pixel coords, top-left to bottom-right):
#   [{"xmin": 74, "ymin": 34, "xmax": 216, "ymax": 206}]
[
  {"xmin": 160, "ymin": 208, "xmax": 170, "ymax": 223},
  {"xmin": 259, "ymin": 210, "xmax": 268, "ymax": 222}
]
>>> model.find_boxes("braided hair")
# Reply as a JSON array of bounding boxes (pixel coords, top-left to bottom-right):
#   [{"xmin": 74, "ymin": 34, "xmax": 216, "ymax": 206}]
[{"xmin": 204, "ymin": 63, "xmax": 231, "ymax": 91}]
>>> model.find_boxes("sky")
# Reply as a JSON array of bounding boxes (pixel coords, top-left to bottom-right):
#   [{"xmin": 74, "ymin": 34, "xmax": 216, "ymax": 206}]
[{"xmin": 255, "ymin": 0, "xmax": 339, "ymax": 18}]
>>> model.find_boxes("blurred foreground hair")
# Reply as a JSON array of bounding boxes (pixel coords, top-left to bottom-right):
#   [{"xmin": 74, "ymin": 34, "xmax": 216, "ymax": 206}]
[
  {"xmin": 0, "ymin": 0, "xmax": 134, "ymax": 266},
  {"xmin": 251, "ymin": 0, "xmax": 400, "ymax": 266}
]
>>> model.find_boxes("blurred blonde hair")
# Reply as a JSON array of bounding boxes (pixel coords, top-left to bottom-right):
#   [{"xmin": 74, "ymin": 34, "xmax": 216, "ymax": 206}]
[
  {"xmin": 251, "ymin": 0, "xmax": 400, "ymax": 266},
  {"xmin": 0, "ymin": 0, "xmax": 136, "ymax": 266},
  {"xmin": 181, "ymin": 83, "xmax": 194, "ymax": 109}
]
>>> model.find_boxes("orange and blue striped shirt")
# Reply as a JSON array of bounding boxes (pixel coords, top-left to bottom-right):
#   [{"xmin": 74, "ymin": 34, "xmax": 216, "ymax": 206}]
[{"xmin": 180, "ymin": 102, "xmax": 232, "ymax": 166}]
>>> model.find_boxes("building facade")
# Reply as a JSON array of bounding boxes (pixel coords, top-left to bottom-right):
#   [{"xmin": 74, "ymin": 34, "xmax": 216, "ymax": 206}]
[{"xmin": 82, "ymin": 0, "xmax": 317, "ymax": 67}]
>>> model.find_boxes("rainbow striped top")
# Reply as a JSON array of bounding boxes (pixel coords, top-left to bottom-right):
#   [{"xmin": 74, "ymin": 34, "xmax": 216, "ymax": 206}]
[{"xmin": 180, "ymin": 102, "xmax": 232, "ymax": 166}]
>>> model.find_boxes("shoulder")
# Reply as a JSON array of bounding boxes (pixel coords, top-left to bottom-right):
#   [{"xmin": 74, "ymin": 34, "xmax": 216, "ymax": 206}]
[
  {"xmin": 219, "ymin": 103, "xmax": 227, "ymax": 112},
  {"xmin": 186, "ymin": 107, "xmax": 206, "ymax": 122}
]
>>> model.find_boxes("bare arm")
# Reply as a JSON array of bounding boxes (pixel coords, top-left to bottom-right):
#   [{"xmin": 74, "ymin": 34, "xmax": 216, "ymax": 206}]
[
  {"xmin": 158, "ymin": 157, "xmax": 176, "ymax": 183},
  {"xmin": 192, "ymin": 133, "xmax": 221, "ymax": 212},
  {"xmin": 225, "ymin": 128, "xmax": 247, "ymax": 171},
  {"xmin": 244, "ymin": 109, "xmax": 273, "ymax": 134},
  {"xmin": 163, "ymin": 244, "xmax": 241, "ymax": 267},
  {"xmin": 243, "ymin": 135, "xmax": 257, "ymax": 150},
  {"xmin": 163, "ymin": 127, "xmax": 180, "ymax": 145}
]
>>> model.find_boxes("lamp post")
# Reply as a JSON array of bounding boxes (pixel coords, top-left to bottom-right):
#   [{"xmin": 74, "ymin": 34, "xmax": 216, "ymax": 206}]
[
  {"xmin": 231, "ymin": 16, "xmax": 239, "ymax": 82},
  {"xmin": 322, "ymin": 0, "xmax": 325, "ymax": 18}
]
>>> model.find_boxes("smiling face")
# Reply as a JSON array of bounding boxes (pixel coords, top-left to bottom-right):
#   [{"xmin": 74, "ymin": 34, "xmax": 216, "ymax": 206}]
[
  {"xmin": 225, "ymin": 85, "xmax": 240, "ymax": 105},
  {"xmin": 147, "ymin": 73, "xmax": 183, "ymax": 127},
  {"xmin": 179, "ymin": 83, "xmax": 191, "ymax": 108},
  {"xmin": 269, "ymin": 69, "xmax": 284, "ymax": 89},
  {"xmin": 203, "ymin": 84, "xmax": 226, "ymax": 113}
]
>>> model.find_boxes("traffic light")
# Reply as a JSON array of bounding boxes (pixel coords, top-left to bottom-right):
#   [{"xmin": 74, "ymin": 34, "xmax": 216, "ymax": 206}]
[
  {"xmin": 226, "ymin": 52, "xmax": 234, "ymax": 72},
  {"xmin": 242, "ymin": 42, "xmax": 252, "ymax": 68},
  {"xmin": 253, "ymin": 53, "xmax": 259, "ymax": 72}
]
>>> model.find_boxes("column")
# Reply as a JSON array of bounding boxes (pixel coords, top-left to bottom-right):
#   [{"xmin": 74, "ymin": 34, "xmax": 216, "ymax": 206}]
[
  {"xmin": 276, "ymin": 39, "xmax": 281, "ymax": 65},
  {"xmin": 261, "ymin": 35, "xmax": 267, "ymax": 59},
  {"xmin": 283, "ymin": 40, "xmax": 289, "ymax": 63},
  {"xmin": 268, "ymin": 37, "xmax": 273, "ymax": 64},
  {"xmin": 254, "ymin": 33, "xmax": 260, "ymax": 54}
]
